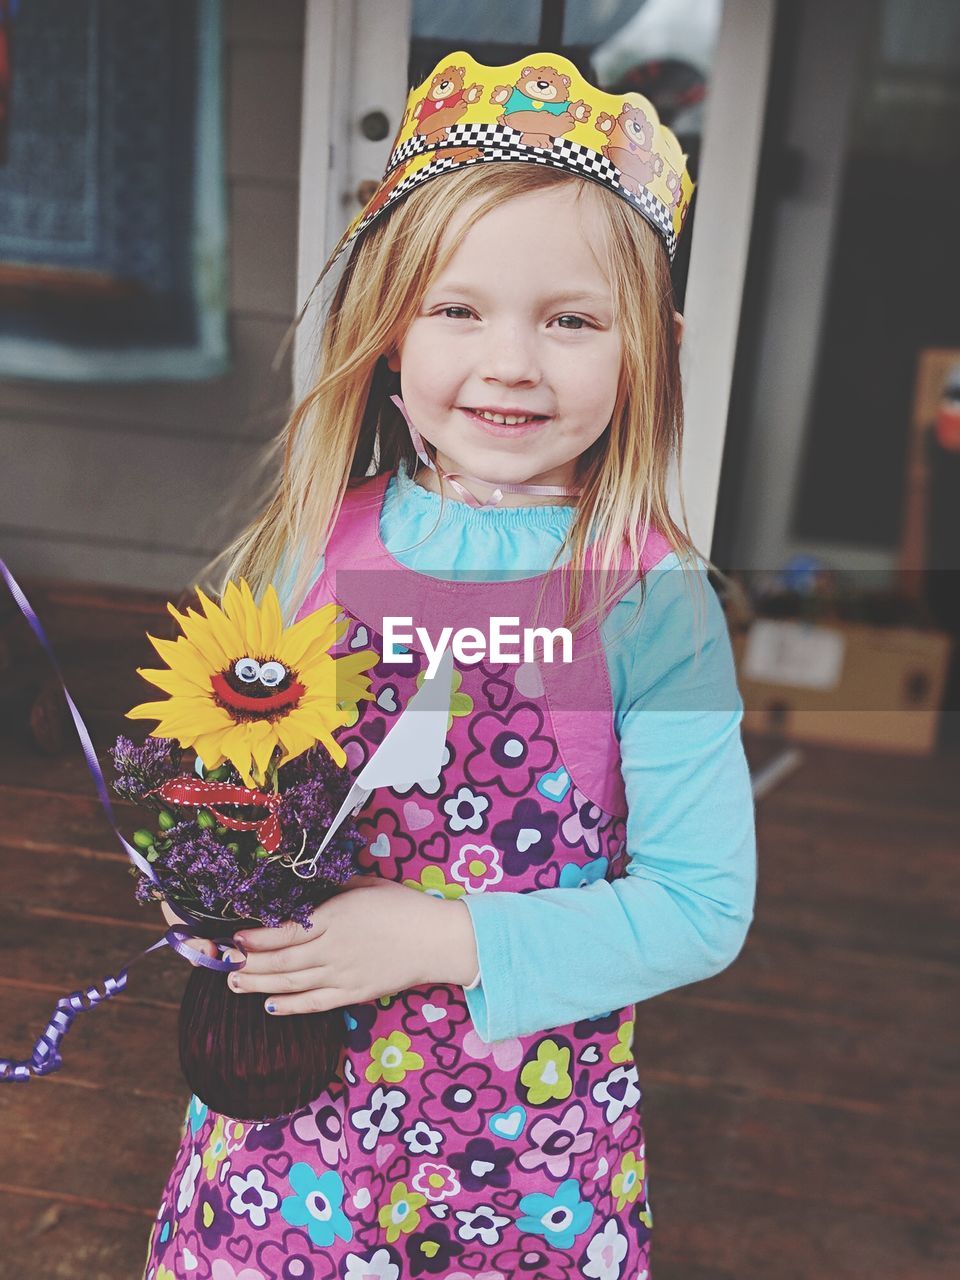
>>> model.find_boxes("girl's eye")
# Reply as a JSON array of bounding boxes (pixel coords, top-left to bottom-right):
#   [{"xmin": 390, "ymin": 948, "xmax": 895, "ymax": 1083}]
[
  {"xmin": 555, "ymin": 314, "xmax": 592, "ymax": 330},
  {"xmin": 438, "ymin": 306, "xmax": 474, "ymax": 319}
]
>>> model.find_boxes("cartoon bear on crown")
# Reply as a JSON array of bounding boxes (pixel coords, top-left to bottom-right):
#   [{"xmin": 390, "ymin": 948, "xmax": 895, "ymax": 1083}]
[
  {"xmin": 411, "ymin": 65, "xmax": 484, "ymax": 146},
  {"xmin": 595, "ymin": 104, "xmax": 665, "ymax": 196},
  {"xmin": 490, "ymin": 65, "xmax": 592, "ymax": 147}
]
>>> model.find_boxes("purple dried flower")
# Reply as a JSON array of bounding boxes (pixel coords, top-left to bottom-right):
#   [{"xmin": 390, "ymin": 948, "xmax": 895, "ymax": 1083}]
[
  {"xmin": 126, "ymin": 740, "xmax": 363, "ymax": 928},
  {"xmin": 109, "ymin": 734, "xmax": 181, "ymax": 804}
]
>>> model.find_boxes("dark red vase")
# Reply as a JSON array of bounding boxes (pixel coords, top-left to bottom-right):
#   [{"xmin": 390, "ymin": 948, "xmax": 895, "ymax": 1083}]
[{"xmin": 175, "ymin": 901, "xmax": 344, "ymax": 1121}]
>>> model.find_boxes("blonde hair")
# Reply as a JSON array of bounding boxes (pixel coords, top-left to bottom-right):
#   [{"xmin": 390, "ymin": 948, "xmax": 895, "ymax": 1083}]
[{"xmin": 203, "ymin": 163, "xmax": 722, "ymax": 654}]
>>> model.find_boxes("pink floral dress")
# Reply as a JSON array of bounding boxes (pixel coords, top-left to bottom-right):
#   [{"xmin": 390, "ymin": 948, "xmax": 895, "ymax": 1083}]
[{"xmin": 143, "ymin": 472, "xmax": 671, "ymax": 1280}]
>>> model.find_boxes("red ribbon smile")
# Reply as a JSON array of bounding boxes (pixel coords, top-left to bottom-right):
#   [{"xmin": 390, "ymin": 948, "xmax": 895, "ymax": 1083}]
[{"xmin": 211, "ymin": 672, "xmax": 305, "ymax": 714}]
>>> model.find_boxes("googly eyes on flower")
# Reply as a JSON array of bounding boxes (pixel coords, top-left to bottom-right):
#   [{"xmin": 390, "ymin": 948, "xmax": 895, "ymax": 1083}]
[{"xmin": 233, "ymin": 657, "xmax": 288, "ymax": 688}]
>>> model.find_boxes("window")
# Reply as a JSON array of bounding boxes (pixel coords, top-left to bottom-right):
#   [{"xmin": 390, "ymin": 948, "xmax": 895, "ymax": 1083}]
[{"xmin": 0, "ymin": 0, "xmax": 227, "ymax": 381}]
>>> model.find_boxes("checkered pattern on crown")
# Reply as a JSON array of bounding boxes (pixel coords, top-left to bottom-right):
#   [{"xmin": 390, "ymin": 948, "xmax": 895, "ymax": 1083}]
[{"xmin": 382, "ymin": 122, "xmax": 679, "ymax": 258}]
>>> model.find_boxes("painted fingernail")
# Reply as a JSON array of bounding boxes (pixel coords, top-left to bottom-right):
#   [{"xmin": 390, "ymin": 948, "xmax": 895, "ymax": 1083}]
[
  {"xmin": 265, "ymin": 1001, "xmax": 277, "ymax": 1014},
  {"xmin": 228, "ymin": 974, "xmax": 241, "ymax": 991}
]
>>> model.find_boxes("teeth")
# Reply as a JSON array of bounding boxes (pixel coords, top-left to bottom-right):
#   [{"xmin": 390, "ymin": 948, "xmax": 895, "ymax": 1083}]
[{"xmin": 474, "ymin": 409, "xmax": 541, "ymax": 425}]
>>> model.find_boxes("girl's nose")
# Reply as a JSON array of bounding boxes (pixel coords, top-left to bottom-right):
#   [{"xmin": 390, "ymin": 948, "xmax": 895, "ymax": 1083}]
[{"xmin": 479, "ymin": 325, "xmax": 540, "ymax": 384}]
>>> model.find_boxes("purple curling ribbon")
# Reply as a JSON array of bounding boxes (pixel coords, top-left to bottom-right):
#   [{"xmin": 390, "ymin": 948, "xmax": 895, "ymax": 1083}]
[{"xmin": 0, "ymin": 558, "xmax": 243, "ymax": 1083}]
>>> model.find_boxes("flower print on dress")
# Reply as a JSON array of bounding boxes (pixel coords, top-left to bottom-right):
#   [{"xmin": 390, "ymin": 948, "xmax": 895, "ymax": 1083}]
[
  {"xmin": 343, "ymin": 1054, "xmax": 360, "ymax": 1087},
  {"xmin": 177, "ymin": 1151, "xmax": 203, "ymax": 1215},
  {"xmin": 582, "ymin": 1131, "xmax": 617, "ymax": 1192},
  {"xmin": 446, "ymin": 1135, "xmax": 515, "ymax": 1193},
  {"xmin": 492, "ymin": 1238, "xmax": 573, "ymax": 1280},
  {"xmin": 341, "ymin": 1247, "xmax": 402, "ymax": 1280},
  {"xmin": 609, "ymin": 1017, "xmax": 636, "ymax": 1065},
  {"xmin": 461, "ymin": 1025, "xmax": 523, "ymax": 1072},
  {"xmin": 402, "ymin": 1117, "xmax": 444, "ymax": 1157},
  {"xmin": 389, "ymin": 743, "xmax": 454, "ymax": 798},
  {"xmin": 491, "ymin": 797, "xmax": 558, "ymax": 876},
  {"xmin": 245, "ymin": 1116, "xmax": 288, "ymax": 1155},
  {"xmin": 465, "ymin": 703, "xmax": 556, "ymax": 798},
  {"xmin": 516, "ymin": 1177, "xmax": 595, "ymax": 1251},
  {"xmin": 420, "ymin": 1063, "xmax": 506, "ymax": 1137},
  {"xmin": 404, "ymin": 1219, "xmax": 465, "ymax": 1276},
  {"xmin": 150, "ymin": 1199, "xmax": 177, "ymax": 1265},
  {"xmin": 453, "ymin": 1202, "xmax": 512, "ymax": 1247},
  {"xmin": 410, "ymin": 1160, "xmax": 460, "ymax": 1202},
  {"xmin": 479, "ymin": 659, "xmax": 514, "ymax": 712},
  {"xmin": 340, "ymin": 729, "xmax": 373, "ymax": 776},
  {"xmin": 210, "ymin": 1262, "xmax": 266, "ymax": 1280},
  {"xmin": 628, "ymin": 1192, "xmax": 654, "ymax": 1248},
  {"xmin": 557, "ymin": 855, "xmax": 609, "ymax": 889},
  {"xmin": 172, "ymin": 1226, "xmax": 212, "ymax": 1278},
  {"xmin": 560, "ymin": 788, "xmax": 608, "ymax": 855},
  {"xmin": 450, "ymin": 841, "xmax": 503, "ymax": 892},
  {"xmin": 349, "ymin": 1084, "xmax": 408, "ymax": 1152},
  {"xmin": 518, "ymin": 1037, "xmax": 574, "ymax": 1107},
  {"xmin": 374, "ymin": 640, "xmax": 424, "ymax": 682},
  {"xmin": 591, "ymin": 1063, "xmax": 642, "ymax": 1125},
  {"xmin": 194, "ymin": 1181, "xmax": 233, "ymax": 1251},
  {"xmin": 365, "ymin": 1029, "xmax": 425, "ymax": 1084},
  {"xmin": 611, "ymin": 1146, "xmax": 646, "ymax": 1213},
  {"xmin": 517, "ymin": 1101, "xmax": 595, "ymax": 1181},
  {"xmin": 377, "ymin": 1179, "xmax": 428, "ymax": 1244},
  {"xmin": 188, "ymin": 1094, "xmax": 209, "ymax": 1135},
  {"xmin": 606, "ymin": 818, "xmax": 629, "ymax": 877},
  {"xmin": 356, "ymin": 808, "xmax": 417, "ymax": 880},
  {"xmin": 580, "ymin": 1215, "xmax": 630, "ymax": 1280},
  {"xmin": 342, "ymin": 1162, "xmax": 387, "ymax": 1229},
  {"xmin": 227, "ymin": 1166, "xmax": 279, "ymax": 1229},
  {"xmin": 256, "ymin": 1225, "xmax": 338, "ymax": 1280},
  {"xmin": 400, "ymin": 986, "xmax": 469, "ymax": 1044},
  {"xmin": 343, "ymin": 1001, "xmax": 379, "ymax": 1052},
  {"xmin": 373, "ymin": 682, "xmax": 403, "ymax": 718},
  {"xmin": 202, "ymin": 1117, "xmax": 230, "ymax": 1182},
  {"xmin": 441, "ymin": 783, "xmax": 490, "ymax": 834},
  {"xmin": 279, "ymin": 1162, "xmax": 353, "ymax": 1248},
  {"xmin": 416, "ymin": 665, "xmax": 473, "ymax": 731},
  {"xmin": 291, "ymin": 1092, "xmax": 349, "ymax": 1166},
  {"xmin": 225, "ymin": 1116, "xmax": 252, "ymax": 1155},
  {"xmin": 573, "ymin": 1008, "xmax": 620, "ymax": 1041},
  {"xmin": 403, "ymin": 863, "xmax": 464, "ymax": 900}
]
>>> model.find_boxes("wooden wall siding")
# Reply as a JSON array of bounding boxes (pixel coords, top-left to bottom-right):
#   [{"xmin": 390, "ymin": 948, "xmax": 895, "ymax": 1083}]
[
  {"xmin": 1, "ymin": 583, "xmax": 958, "ymax": 1277},
  {"xmin": 0, "ymin": 0, "xmax": 307, "ymax": 594}
]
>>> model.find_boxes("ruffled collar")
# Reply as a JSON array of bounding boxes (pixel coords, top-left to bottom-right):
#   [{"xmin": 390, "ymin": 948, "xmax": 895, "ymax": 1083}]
[{"xmin": 387, "ymin": 459, "xmax": 577, "ymax": 531}]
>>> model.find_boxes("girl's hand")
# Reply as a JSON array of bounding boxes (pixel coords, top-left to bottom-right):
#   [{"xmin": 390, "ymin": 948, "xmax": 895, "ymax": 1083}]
[
  {"xmin": 159, "ymin": 899, "xmax": 218, "ymax": 963},
  {"xmin": 224, "ymin": 875, "xmax": 478, "ymax": 1015}
]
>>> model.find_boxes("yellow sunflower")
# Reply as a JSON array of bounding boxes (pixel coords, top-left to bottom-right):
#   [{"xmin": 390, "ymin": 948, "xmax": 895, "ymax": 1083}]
[{"xmin": 127, "ymin": 579, "xmax": 378, "ymax": 787}]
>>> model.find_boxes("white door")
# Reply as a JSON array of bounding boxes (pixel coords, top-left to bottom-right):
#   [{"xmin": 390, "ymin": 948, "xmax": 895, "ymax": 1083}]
[{"xmin": 296, "ymin": 0, "xmax": 776, "ymax": 558}]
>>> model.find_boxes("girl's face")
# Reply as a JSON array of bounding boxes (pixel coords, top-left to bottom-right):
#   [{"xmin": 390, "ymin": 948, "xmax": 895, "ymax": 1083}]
[{"xmin": 388, "ymin": 184, "xmax": 621, "ymax": 503}]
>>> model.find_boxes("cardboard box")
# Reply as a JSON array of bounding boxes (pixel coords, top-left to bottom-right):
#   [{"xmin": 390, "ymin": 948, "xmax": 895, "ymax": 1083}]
[{"xmin": 731, "ymin": 617, "xmax": 954, "ymax": 755}]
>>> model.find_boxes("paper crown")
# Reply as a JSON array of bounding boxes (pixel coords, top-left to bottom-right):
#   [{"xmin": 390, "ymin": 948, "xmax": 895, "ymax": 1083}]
[{"xmin": 321, "ymin": 50, "xmax": 695, "ymax": 279}]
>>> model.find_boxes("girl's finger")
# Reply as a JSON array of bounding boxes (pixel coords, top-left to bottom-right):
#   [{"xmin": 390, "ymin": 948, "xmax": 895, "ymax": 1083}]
[
  {"xmin": 228, "ymin": 964, "xmax": 331, "ymax": 996},
  {"xmin": 262, "ymin": 988, "xmax": 346, "ymax": 1017},
  {"xmin": 233, "ymin": 916, "xmax": 323, "ymax": 953},
  {"xmin": 159, "ymin": 900, "xmax": 217, "ymax": 960},
  {"xmin": 225, "ymin": 938, "xmax": 324, "ymax": 976}
]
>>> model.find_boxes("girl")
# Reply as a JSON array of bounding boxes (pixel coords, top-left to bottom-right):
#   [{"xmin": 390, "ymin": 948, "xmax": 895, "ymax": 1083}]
[{"xmin": 145, "ymin": 52, "xmax": 756, "ymax": 1280}]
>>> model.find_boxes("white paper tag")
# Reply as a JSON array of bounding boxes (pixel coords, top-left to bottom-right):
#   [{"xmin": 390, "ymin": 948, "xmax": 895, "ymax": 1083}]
[{"xmin": 743, "ymin": 619, "xmax": 846, "ymax": 690}]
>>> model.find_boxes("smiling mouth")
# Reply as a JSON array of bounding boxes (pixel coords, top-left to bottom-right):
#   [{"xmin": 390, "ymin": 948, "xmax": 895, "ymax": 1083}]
[{"xmin": 463, "ymin": 408, "xmax": 551, "ymax": 425}]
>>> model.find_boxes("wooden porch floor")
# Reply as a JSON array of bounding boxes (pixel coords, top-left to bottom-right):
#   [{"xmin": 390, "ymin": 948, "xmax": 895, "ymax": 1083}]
[{"xmin": 1, "ymin": 580, "xmax": 958, "ymax": 1278}]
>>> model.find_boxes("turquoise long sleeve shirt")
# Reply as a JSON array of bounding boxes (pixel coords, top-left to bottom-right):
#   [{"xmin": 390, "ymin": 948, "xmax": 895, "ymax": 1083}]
[{"xmin": 295, "ymin": 465, "xmax": 757, "ymax": 1043}]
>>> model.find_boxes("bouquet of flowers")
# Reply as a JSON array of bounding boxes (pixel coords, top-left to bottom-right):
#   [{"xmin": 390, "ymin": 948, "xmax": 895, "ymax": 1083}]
[{"xmin": 112, "ymin": 578, "xmax": 379, "ymax": 1121}]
